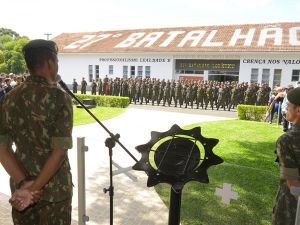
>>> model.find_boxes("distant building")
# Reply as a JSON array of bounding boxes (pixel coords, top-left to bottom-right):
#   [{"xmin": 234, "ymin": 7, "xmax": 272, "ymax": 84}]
[{"xmin": 53, "ymin": 21, "xmax": 300, "ymax": 87}]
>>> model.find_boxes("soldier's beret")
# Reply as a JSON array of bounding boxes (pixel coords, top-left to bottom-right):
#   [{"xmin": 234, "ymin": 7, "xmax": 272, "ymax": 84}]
[
  {"xmin": 287, "ymin": 87, "xmax": 300, "ymax": 106},
  {"xmin": 22, "ymin": 39, "xmax": 58, "ymax": 55}
]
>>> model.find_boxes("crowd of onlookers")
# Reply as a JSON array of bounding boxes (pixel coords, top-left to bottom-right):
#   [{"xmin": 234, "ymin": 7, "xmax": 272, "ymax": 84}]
[{"xmin": 0, "ymin": 73, "xmax": 28, "ymax": 99}]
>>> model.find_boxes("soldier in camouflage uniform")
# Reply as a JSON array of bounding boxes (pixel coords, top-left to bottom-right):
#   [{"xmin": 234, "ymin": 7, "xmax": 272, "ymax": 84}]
[
  {"xmin": 196, "ymin": 83, "xmax": 205, "ymax": 109},
  {"xmin": 163, "ymin": 81, "xmax": 171, "ymax": 106},
  {"xmin": 97, "ymin": 78, "xmax": 103, "ymax": 95},
  {"xmin": 205, "ymin": 84, "xmax": 214, "ymax": 110},
  {"xmin": 272, "ymin": 87, "xmax": 300, "ymax": 225},
  {"xmin": 72, "ymin": 78, "xmax": 78, "ymax": 93},
  {"xmin": 151, "ymin": 80, "xmax": 159, "ymax": 105},
  {"xmin": 0, "ymin": 40, "xmax": 73, "ymax": 225},
  {"xmin": 81, "ymin": 77, "xmax": 87, "ymax": 94},
  {"xmin": 91, "ymin": 79, "xmax": 97, "ymax": 95},
  {"xmin": 174, "ymin": 81, "xmax": 182, "ymax": 107},
  {"xmin": 129, "ymin": 80, "xmax": 136, "ymax": 104},
  {"xmin": 216, "ymin": 84, "xmax": 226, "ymax": 110}
]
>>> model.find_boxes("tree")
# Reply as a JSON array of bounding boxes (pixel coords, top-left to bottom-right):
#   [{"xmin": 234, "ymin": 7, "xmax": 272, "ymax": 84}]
[
  {"xmin": 0, "ymin": 28, "xmax": 29, "ymax": 74},
  {"xmin": 0, "ymin": 28, "xmax": 20, "ymax": 38}
]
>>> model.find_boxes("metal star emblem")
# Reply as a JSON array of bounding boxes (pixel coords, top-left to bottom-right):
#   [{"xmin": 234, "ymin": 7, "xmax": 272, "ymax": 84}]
[{"xmin": 132, "ymin": 124, "xmax": 223, "ymax": 188}]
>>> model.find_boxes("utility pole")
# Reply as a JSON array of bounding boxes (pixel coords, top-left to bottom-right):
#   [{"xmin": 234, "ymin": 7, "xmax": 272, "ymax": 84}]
[{"xmin": 44, "ymin": 33, "xmax": 52, "ymax": 40}]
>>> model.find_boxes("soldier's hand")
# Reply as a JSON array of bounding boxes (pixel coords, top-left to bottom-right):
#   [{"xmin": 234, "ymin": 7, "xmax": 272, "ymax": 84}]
[
  {"xmin": 9, "ymin": 189, "xmax": 34, "ymax": 211},
  {"xmin": 21, "ymin": 180, "xmax": 43, "ymax": 204}
]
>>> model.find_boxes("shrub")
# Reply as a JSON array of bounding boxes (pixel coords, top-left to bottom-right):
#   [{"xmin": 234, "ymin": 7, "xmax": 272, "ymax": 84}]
[
  {"xmin": 73, "ymin": 94, "xmax": 129, "ymax": 108},
  {"xmin": 237, "ymin": 104, "xmax": 268, "ymax": 121}
]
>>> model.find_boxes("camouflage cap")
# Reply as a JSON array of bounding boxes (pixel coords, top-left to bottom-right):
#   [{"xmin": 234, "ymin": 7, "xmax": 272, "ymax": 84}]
[
  {"xmin": 22, "ymin": 39, "xmax": 58, "ymax": 55},
  {"xmin": 287, "ymin": 87, "xmax": 300, "ymax": 106}
]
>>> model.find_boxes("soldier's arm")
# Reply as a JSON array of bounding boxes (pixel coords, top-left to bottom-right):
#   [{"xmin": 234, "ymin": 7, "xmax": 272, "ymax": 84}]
[
  {"xmin": 0, "ymin": 144, "xmax": 26, "ymax": 184},
  {"xmin": 0, "ymin": 99, "xmax": 26, "ymax": 184},
  {"xmin": 277, "ymin": 137, "xmax": 300, "ymax": 190}
]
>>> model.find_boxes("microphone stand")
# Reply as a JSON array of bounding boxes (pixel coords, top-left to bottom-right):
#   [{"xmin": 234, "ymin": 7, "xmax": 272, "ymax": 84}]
[{"xmin": 58, "ymin": 78, "xmax": 138, "ymax": 225}]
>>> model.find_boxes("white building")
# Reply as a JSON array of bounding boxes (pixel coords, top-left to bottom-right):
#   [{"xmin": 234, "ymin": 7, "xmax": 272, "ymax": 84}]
[{"xmin": 53, "ymin": 21, "xmax": 300, "ymax": 87}]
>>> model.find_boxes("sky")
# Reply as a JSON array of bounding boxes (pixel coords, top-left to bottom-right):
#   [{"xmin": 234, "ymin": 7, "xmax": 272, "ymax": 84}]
[{"xmin": 1, "ymin": 0, "xmax": 300, "ymax": 39}]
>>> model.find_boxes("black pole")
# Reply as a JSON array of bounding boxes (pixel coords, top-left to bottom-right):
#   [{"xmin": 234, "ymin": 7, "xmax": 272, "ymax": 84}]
[
  {"xmin": 103, "ymin": 137, "xmax": 115, "ymax": 225},
  {"xmin": 168, "ymin": 186, "xmax": 182, "ymax": 225}
]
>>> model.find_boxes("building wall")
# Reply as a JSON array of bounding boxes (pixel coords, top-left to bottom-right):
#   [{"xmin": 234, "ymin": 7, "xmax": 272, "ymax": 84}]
[
  {"xmin": 58, "ymin": 53, "xmax": 174, "ymax": 84},
  {"xmin": 58, "ymin": 52, "xmax": 300, "ymax": 88},
  {"xmin": 239, "ymin": 53, "xmax": 300, "ymax": 87}
]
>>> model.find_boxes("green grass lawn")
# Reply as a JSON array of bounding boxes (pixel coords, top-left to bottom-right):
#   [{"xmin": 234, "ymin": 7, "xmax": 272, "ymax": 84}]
[
  {"xmin": 73, "ymin": 106, "xmax": 125, "ymax": 126},
  {"xmin": 155, "ymin": 120, "xmax": 283, "ymax": 225}
]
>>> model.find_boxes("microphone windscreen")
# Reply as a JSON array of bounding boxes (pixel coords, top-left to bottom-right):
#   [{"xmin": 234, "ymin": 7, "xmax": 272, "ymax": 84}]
[{"xmin": 56, "ymin": 74, "xmax": 62, "ymax": 83}]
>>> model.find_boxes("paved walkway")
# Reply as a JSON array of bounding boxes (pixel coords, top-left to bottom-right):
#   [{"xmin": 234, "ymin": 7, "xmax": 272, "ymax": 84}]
[{"xmin": 0, "ymin": 107, "xmax": 235, "ymax": 225}]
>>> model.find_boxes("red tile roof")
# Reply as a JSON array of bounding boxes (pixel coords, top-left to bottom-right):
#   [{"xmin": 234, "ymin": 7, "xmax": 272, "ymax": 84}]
[{"xmin": 52, "ymin": 22, "xmax": 300, "ymax": 53}]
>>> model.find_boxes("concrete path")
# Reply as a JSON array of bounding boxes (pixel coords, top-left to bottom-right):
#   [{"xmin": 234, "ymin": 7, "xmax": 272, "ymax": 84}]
[{"xmin": 0, "ymin": 107, "xmax": 234, "ymax": 225}]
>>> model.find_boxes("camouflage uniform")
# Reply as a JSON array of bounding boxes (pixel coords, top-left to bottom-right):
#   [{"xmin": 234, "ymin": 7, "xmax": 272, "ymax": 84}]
[
  {"xmin": 272, "ymin": 124, "xmax": 300, "ymax": 225},
  {"xmin": 72, "ymin": 80, "xmax": 78, "ymax": 93},
  {"xmin": 174, "ymin": 82, "xmax": 182, "ymax": 107},
  {"xmin": 91, "ymin": 80, "xmax": 97, "ymax": 95},
  {"xmin": 0, "ymin": 75, "xmax": 73, "ymax": 225},
  {"xmin": 81, "ymin": 78, "xmax": 87, "ymax": 94}
]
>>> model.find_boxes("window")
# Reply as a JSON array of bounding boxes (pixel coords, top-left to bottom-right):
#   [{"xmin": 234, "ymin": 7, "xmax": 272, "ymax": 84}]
[
  {"xmin": 292, "ymin": 70, "xmax": 300, "ymax": 82},
  {"xmin": 95, "ymin": 65, "xmax": 99, "ymax": 81},
  {"xmin": 261, "ymin": 69, "xmax": 270, "ymax": 84},
  {"xmin": 138, "ymin": 66, "xmax": 143, "ymax": 77},
  {"xmin": 250, "ymin": 68, "xmax": 259, "ymax": 83},
  {"xmin": 123, "ymin": 66, "xmax": 128, "ymax": 78},
  {"xmin": 145, "ymin": 66, "xmax": 151, "ymax": 77},
  {"xmin": 88, "ymin": 65, "xmax": 93, "ymax": 82},
  {"xmin": 130, "ymin": 66, "xmax": 135, "ymax": 77},
  {"xmin": 273, "ymin": 69, "xmax": 282, "ymax": 87},
  {"xmin": 109, "ymin": 65, "xmax": 114, "ymax": 75}
]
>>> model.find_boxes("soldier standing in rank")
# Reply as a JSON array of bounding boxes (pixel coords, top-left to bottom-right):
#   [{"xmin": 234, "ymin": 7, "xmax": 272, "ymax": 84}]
[
  {"xmin": 91, "ymin": 80, "xmax": 97, "ymax": 95},
  {"xmin": 152, "ymin": 80, "xmax": 159, "ymax": 105},
  {"xmin": 181, "ymin": 83, "xmax": 187, "ymax": 108},
  {"xmin": 170, "ymin": 80, "xmax": 176, "ymax": 105},
  {"xmin": 72, "ymin": 78, "xmax": 78, "ymax": 93},
  {"xmin": 157, "ymin": 81, "xmax": 164, "ymax": 106},
  {"xmin": 206, "ymin": 84, "xmax": 214, "ymax": 110},
  {"xmin": 97, "ymin": 78, "xmax": 103, "ymax": 95},
  {"xmin": 135, "ymin": 80, "xmax": 141, "ymax": 104},
  {"xmin": 196, "ymin": 83, "xmax": 205, "ymax": 109},
  {"xmin": 146, "ymin": 79, "xmax": 153, "ymax": 104},
  {"xmin": 163, "ymin": 81, "xmax": 171, "ymax": 106},
  {"xmin": 122, "ymin": 79, "xmax": 129, "ymax": 97},
  {"xmin": 213, "ymin": 82, "xmax": 219, "ymax": 107},
  {"xmin": 217, "ymin": 84, "xmax": 226, "ymax": 110},
  {"xmin": 81, "ymin": 77, "xmax": 87, "ymax": 94},
  {"xmin": 185, "ymin": 83, "xmax": 193, "ymax": 109},
  {"xmin": 140, "ymin": 80, "xmax": 147, "ymax": 105},
  {"xmin": 272, "ymin": 87, "xmax": 300, "ymax": 225},
  {"xmin": 228, "ymin": 84, "xmax": 239, "ymax": 111},
  {"xmin": 174, "ymin": 81, "xmax": 182, "ymax": 107},
  {"xmin": 129, "ymin": 80, "xmax": 136, "ymax": 104}
]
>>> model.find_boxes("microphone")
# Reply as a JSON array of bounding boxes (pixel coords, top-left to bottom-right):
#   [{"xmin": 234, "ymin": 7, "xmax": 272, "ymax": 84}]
[{"xmin": 56, "ymin": 74, "xmax": 70, "ymax": 92}]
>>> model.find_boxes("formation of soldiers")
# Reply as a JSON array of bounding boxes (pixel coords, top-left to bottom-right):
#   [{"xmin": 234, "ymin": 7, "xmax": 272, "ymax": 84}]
[{"xmin": 73, "ymin": 77, "xmax": 272, "ymax": 111}]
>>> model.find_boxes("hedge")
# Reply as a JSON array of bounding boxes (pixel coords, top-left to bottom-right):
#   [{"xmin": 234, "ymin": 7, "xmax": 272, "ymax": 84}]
[
  {"xmin": 73, "ymin": 94, "xmax": 129, "ymax": 108},
  {"xmin": 237, "ymin": 104, "xmax": 268, "ymax": 121}
]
